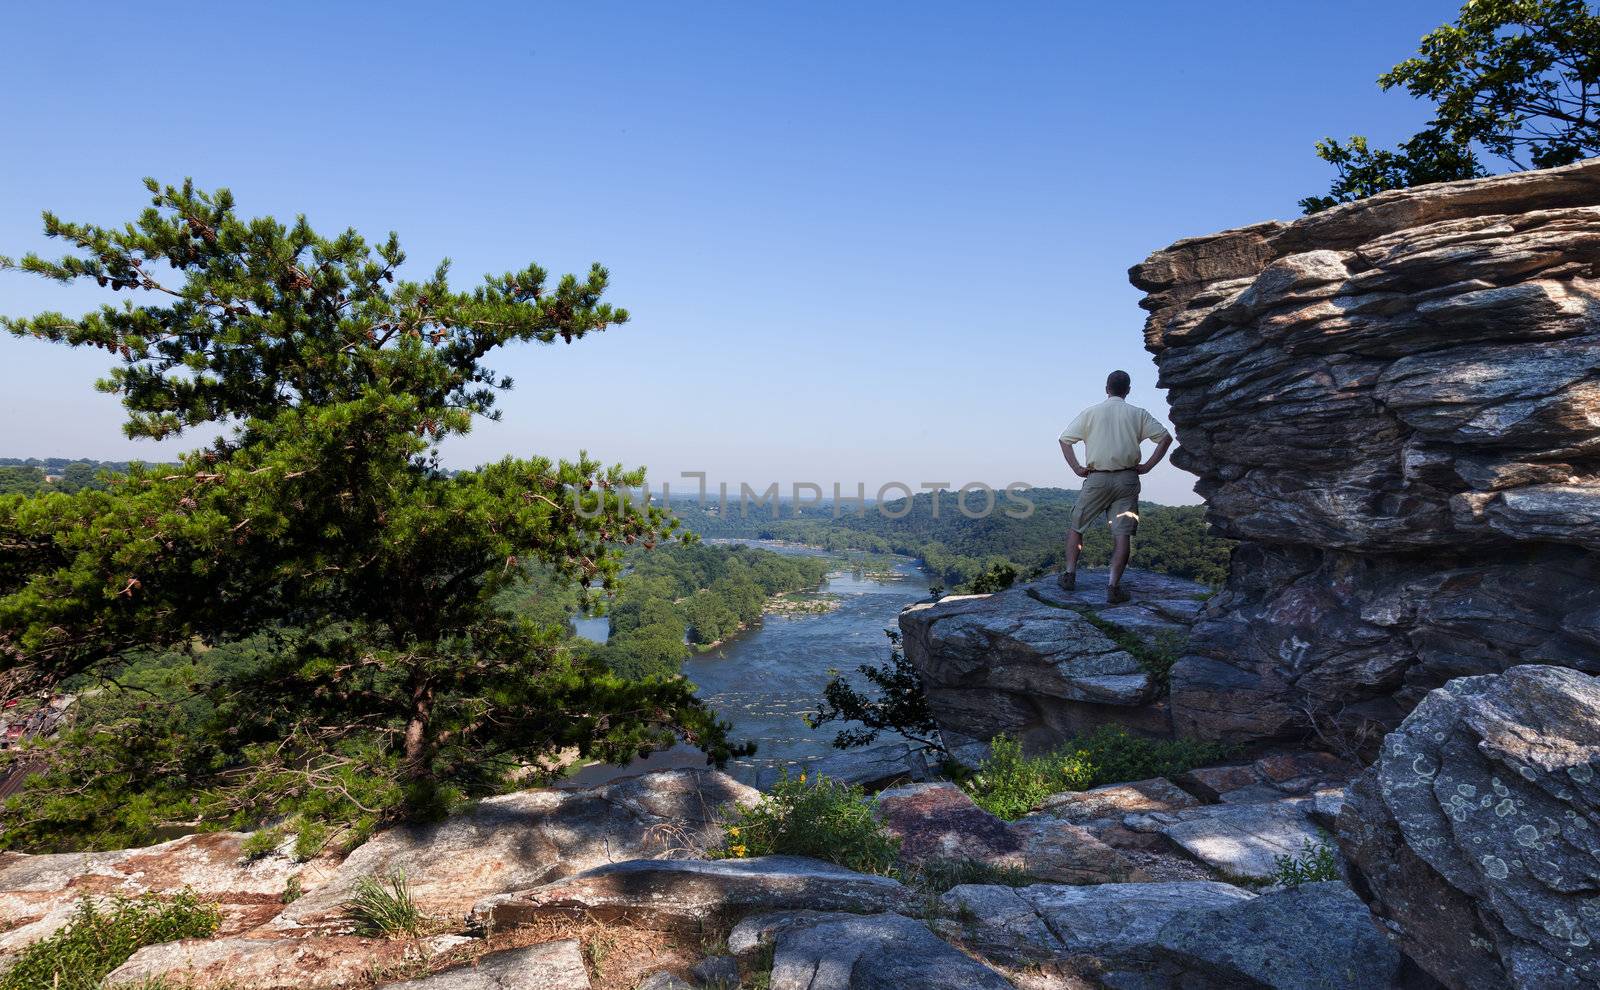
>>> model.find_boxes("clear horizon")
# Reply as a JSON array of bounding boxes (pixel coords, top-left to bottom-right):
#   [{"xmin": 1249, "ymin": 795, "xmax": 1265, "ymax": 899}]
[{"xmin": 1, "ymin": 1, "xmax": 1457, "ymax": 506}]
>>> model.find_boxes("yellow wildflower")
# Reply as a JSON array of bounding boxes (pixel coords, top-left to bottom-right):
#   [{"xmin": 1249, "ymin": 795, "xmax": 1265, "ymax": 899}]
[
  {"xmin": 730, "ymin": 844, "xmax": 748, "ymax": 857},
  {"xmin": 798, "ymin": 772, "xmax": 806, "ymax": 784},
  {"xmin": 729, "ymin": 826, "xmax": 741, "ymax": 837}
]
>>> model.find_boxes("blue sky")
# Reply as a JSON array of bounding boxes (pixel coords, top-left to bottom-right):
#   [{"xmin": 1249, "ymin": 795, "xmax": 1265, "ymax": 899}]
[{"xmin": 1, "ymin": 1, "xmax": 1458, "ymax": 505}]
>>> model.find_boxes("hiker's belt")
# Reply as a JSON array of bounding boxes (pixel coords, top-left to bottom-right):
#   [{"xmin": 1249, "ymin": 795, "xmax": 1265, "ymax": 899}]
[{"xmin": 1087, "ymin": 468, "xmax": 1137, "ymax": 474}]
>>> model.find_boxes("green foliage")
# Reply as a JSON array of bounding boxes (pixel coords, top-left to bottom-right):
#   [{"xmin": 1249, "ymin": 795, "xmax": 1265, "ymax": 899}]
[
  {"xmin": 1300, "ymin": 130, "xmax": 1484, "ymax": 213},
  {"xmin": 1272, "ymin": 838, "xmax": 1341, "ymax": 887},
  {"xmin": 714, "ymin": 771, "xmax": 900, "ymax": 876},
  {"xmin": 0, "ymin": 179, "xmax": 744, "ymax": 847},
  {"xmin": 963, "ymin": 729, "xmax": 1232, "ymax": 821},
  {"xmin": 345, "ymin": 872, "xmax": 427, "ymax": 938},
  {"xmin": 282, "ymin": 875, "xmax": 303, "ymax": 904},
  {"xmin": 910, "ymin": 857, "xmax": 1032, "ymax": 893},
  {"xmin": 1303, "ymin": 0, "xmax": 1600, "ymax": 211},
  {"xmin": 961, "ymin": 561, "xmax": 1018, "ymax": 594},
  {"xmin": 0, "ymin": 891, "xmax": 220, "ymax": 990},
  {"xmin": 808, "ymin": 630, "xmax": 946, "ymax": 755},
  {"xmin": 964, "ymin": 735, "xmax": 1093, "ymax": 820}
]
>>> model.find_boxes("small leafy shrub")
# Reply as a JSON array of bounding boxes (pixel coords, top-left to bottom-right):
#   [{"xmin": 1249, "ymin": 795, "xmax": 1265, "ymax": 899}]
[
  {"xmin": 0, "ymin": 891, "xmax": 220, "ymax": 990},
  {"xmin": 961, "ymin": 562, "xmax": 1019, "ymax": 594},
  {"xmin": 1072, "ymin": 726, "xmax": 1232, "ymax": 785},
  {"xmin": 808, "ymin": 631, "xmax": 948, "ymax": 758},
  {"xmin": 1272, "ymin": 838, "xmax": 1340, "ymax": 886},
  {"xmin": 963, "ymin": 729, "xmax": 1232, "ymax": 820},
  {"xmin": 912, "ymin": 857, "xmax": 1032, "ymax": 893},
  {"xmin": 345, "ymin": 872, "xmax": 427, "ymax": 938},
  {"xmin": 282, "ymin": 875, "xmax": 304, "ymax": 904},
  {"xmin": 963, "ymin": 735, "xmax": 1093, "ymax": 820},
  {"xmin": 714, "ymin": 772, "xmax": 900, "ymax": 876}
]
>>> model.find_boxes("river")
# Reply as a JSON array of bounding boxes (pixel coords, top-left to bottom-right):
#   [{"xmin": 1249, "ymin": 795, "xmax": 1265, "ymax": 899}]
[{"xmin": 564, "ymin": 541, "xmax": 932, "ymax": 787}]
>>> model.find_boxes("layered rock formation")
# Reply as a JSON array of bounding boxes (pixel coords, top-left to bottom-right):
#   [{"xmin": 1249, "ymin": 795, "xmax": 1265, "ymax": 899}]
[
  {"xmin": 1338, "ymin": 665, "xmax": 1600, "ymax": 989},
  {"xmin": 1130, "ymin": 158, "xmax": 1600, "ymax": 745}
]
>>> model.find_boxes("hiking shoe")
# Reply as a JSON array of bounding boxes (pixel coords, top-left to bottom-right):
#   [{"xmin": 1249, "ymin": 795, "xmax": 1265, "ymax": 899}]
[
  {"xmin": 1057, "ymin": 571, "xmax": 1076, "ymax": 592},
  {"xmin": 1106, "ymin": 585, "xmax": 1130, "ymax": 605}
]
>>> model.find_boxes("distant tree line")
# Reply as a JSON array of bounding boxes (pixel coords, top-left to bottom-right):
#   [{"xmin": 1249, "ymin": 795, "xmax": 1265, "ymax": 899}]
[
  {"xmin": 0, "ymin": 459, "xmax": 158, "ymax": 495},
  {"xmin": 667, "ymin": 488, "xmax": 1233, "ymax": 590}
]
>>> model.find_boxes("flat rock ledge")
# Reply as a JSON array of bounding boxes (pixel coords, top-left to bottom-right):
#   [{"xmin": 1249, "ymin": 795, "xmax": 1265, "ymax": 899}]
[
  {"xmin": 469, "ymin": 856, "xmax": 917, "ymax": 932},
  {"xmin": 900, "ymin": 570, "xmax": 1209, "ymax": 750}
]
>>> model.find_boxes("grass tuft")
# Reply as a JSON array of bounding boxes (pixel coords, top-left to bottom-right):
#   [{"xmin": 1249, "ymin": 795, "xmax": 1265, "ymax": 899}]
[
  {"xmin": 911, "ymin": 857, "xmax": 1032, "ymax": 893},
  {"xmin": 963, "ymin": 728, "xmax": 1233, "ymax": 820},
  {"xmin": 345, "ymin": 871, "xmax": 427, "ymax": 938}
]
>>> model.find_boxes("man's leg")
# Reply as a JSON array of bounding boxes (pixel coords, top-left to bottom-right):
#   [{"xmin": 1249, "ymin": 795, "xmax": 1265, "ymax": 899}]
[
  {"xmin": 1108, "ymin": 533, "xmax": 1131, "ymax": 589},
  {"xmin": 1061, "ymin": 528, "xmax": 1083, "ymax": 590},
  {"xmin": 1106, "ymin": 479, "xmax": 1139, "ymax": 604}
]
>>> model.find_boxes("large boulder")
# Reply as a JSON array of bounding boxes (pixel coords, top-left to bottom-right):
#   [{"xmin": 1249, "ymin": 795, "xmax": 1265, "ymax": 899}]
[
  {"xmin": 874, "ymin": 781, "xmax": 1136, "ymax": 883},
  {"xmin": 899, "ymin": 572, "xmax": 1208, "ymax": 749},
  {"xmin": 273, "ymin": 768, "xmax": 756, "ymax": 932},
  {"xmin": 1135, "ymin": 881, "xmax": 1404, "ymax": 989},
  {"xmin": 1130, "ymin": 158, "xmax": 1600, "ymax": 747},
  {"xmin": 1338, "ymin": 665, "xmax": 1600, "ymax": 989},
  {"xmin": 936, "ymin": 880, "xmax": 1253, "ymax": 966},
  {"xmin": 470, "ymin": 856, "xmax": 917, "ymax": 931},
  {"xmin": 940, "ymin": 880, "xmax": 1402, "ymax": 989}
]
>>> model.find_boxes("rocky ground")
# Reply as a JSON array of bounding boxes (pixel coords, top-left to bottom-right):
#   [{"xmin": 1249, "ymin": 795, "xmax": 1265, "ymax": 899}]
[{"xmin": 0, "ymin": 738, "xmax": 1374, "ymax": 989}]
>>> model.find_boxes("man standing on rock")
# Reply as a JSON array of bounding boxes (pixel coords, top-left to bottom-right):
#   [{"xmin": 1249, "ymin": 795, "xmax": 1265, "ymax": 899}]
[{"xmin": 1057, "ymin": 370, "xmax": 1172, "ymax": 604}]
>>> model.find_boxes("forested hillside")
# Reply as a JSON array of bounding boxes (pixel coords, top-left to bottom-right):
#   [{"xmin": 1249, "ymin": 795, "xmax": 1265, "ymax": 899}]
[
  {"xmin": 667, "ymin": 487, "xmax": 1232, "ymax": 588},
  {"xmin": 499, "ymin": 542, "xmax": 828, "ymax": 681}
]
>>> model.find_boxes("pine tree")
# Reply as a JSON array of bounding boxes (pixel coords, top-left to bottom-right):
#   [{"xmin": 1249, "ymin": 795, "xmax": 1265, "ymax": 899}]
[{"xmin": 0, "ymin": 179, "xmax": 743, "ymax": 846}]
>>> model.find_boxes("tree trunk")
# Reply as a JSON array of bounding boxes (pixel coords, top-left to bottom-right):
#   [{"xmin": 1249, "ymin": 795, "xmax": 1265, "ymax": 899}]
[{"xmin": 402, "ymin": 677, "xmax": 434, "ymax": 779}]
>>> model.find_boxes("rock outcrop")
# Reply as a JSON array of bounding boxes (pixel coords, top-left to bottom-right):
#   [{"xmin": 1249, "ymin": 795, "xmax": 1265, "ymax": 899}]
[
  {"xmin": 1130, "ymin": 158, "xmax": 1600, "ymax": 746},
  {"xmin": 900, "ymin": 570, "xmax": 1207, "ymax": 747},
  {"xmin": 274, "ymin": 768, "xmax": 755, "ymax": 932},
  {"xmin": 1338, "ymin": 664, "xmax": 1600, "ymax": 989}
]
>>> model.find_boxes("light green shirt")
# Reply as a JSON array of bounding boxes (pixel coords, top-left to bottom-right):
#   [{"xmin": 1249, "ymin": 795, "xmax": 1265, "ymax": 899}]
[{"xmin": 1059, "ymin": 396, "xmax": 1170, "ymax": 471}]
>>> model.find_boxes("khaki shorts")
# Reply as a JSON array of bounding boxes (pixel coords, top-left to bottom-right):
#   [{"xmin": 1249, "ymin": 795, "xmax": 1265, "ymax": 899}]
[{"xmin": 1071, "ymin": 470, "xmax": 1141, "ymax": 537}]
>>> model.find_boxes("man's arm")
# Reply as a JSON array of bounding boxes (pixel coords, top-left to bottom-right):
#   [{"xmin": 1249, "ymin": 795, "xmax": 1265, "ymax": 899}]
[
  {"xmin": 1059, "ymin": 439, "xmax": 1088, "ymax": 478},
  {"xmin": 1136, "ymin": 435, "xmax": 1173, "ymax": 475}
]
